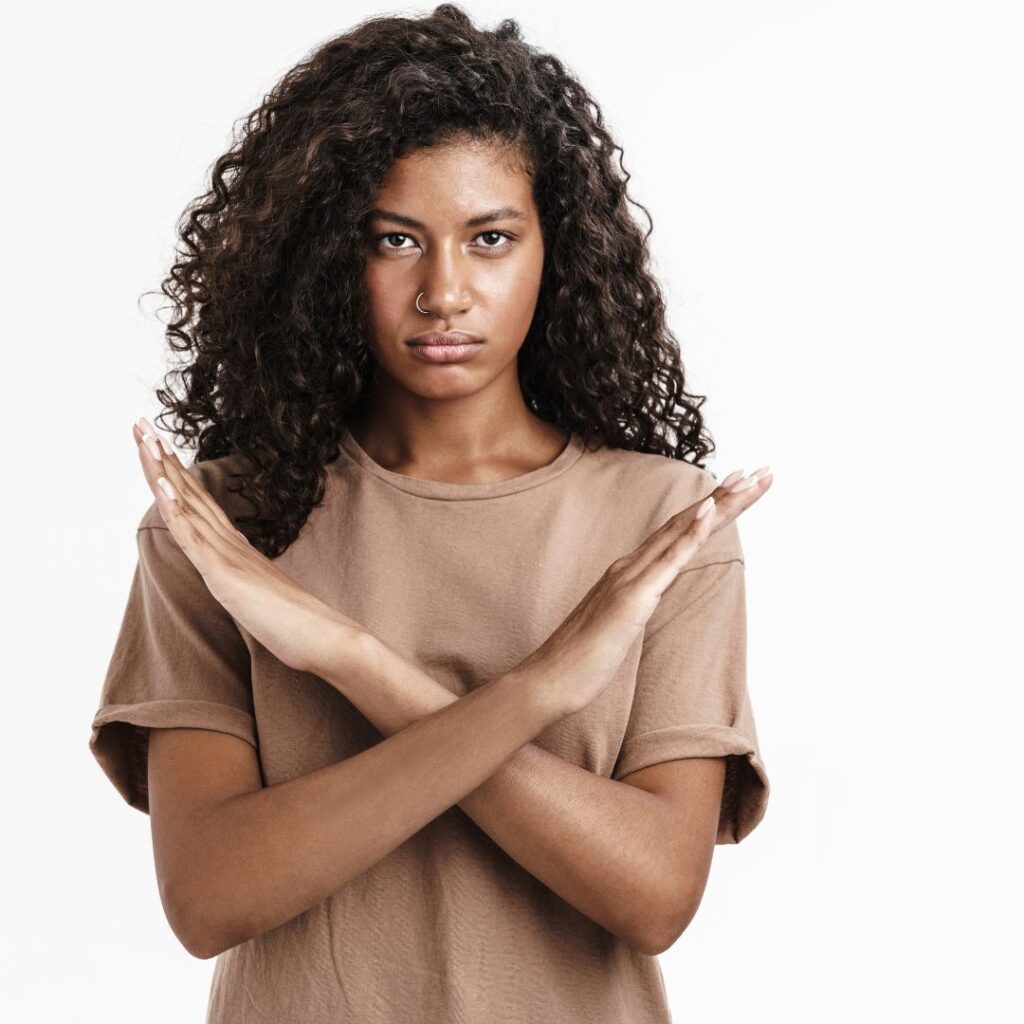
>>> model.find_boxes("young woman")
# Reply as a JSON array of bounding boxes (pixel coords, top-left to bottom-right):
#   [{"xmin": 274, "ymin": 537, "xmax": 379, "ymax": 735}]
[{"xmin": 90, "ymin": 5, "xmax": 772, "ymax": 1021}]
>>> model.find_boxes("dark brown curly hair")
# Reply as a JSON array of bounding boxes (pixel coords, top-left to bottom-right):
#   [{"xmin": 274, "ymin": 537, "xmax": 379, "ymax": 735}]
[{"xmin": 149, "ymin": 3, "xmax": 716, "ymax": 557}]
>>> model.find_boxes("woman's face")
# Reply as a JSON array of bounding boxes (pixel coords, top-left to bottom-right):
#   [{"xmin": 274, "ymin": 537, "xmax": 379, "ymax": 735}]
[{"xmin": 361, "ymin": 139, "xmax": 545, "ymax": 402}]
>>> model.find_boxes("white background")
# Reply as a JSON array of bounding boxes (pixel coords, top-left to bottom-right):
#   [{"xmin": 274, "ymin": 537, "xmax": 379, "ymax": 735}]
[{"xmin": 2, "ymin": 1, "xmax": 1021, "ymax": 1020}]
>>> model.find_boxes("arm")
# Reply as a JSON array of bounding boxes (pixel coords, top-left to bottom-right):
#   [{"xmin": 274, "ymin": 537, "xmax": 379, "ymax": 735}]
[
  {"xmin": 311, "ymin": 625, "xmax": 720, "ymax": 955},
  {"xmin": 151, "ymin": 656, "xmax": 561, "ymax": 960},
  {"xmin": 137, "ymin": 423, "xmax": 768, "ymax": 958}
]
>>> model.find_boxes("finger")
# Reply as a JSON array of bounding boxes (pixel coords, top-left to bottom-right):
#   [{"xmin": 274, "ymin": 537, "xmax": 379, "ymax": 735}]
[
  {"xmin": 637, "ymin": 492, "xmax": 721, "ymax": 599},
  {"xmin": 137, "ymin": 441, "xmax": 256, "ymax": 556},
  {"xmin": 143, "ymin": 454, "xmax": 246, "ymax": 571},
  {"xmin": 134, "ymin": 429, "xmax": 248, "ymax": 559},
  {"xmin": 719, "ymin": 468, "xmax": 747, "ymax": 490},
  {"xmin": 153, "ymin": 442, "xmax": 234, "ymax": 532},
  {"xmin": 137, "ymin": 423, "xmax": 226, "ymax": 525},
  {"xmin": 629, "ymin": 462, "xmax": 774, "ymax": 588},
  {"xmin": 134, "ymin": 429, "xmax": 254, "ymax": 553},
  {"xmin": 618, "ymin": 470, "xmax": 740, "ymax": 563},
  {"xmin": 624, "ymin": 467, "xmax": 770, "ymax": 579},
  {"xmin": 135, "ymin": 420, "xmax": 241, "ymax": 540},
  {"xmin": 136, "ymin": 436, "xmax": 205, "ymax": 524},
  {"xmin": 135, "ymin": 428, "xmax": 197, "ymax": 517},
  {"xmin": 667, "ymin": 468, "xmax": 772, "ymax": 565}
]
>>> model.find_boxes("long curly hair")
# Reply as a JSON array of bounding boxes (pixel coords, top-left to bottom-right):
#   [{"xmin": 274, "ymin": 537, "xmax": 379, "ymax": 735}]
[{"xmin": 150, "ymin": 3, "xmax": 716, "ymax": 557}]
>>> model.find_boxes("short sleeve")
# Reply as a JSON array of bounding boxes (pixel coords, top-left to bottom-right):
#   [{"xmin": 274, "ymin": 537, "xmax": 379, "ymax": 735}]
[
  {"xmin": 89, "ymin": 520, "xmax": 258, "ymax": 814},
  {"xmin": 612, "ymin": 522, "xmax": 770, "ymax": 844}
]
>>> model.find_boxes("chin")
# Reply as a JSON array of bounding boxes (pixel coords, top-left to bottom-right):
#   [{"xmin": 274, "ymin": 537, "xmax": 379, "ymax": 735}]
[
  {"xmin": 405, "ymin": 375, "xmax": 491, "ymax": 401},
  {"xmin": 371, "ymin": 357, "xmax": 486, "ymax": 398}
]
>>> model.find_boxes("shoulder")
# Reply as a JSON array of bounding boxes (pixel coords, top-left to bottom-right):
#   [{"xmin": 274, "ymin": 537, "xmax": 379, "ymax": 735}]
[
  {"xmin": 137, "ymin": 451, "xmax": 255, "ymax": 532},
  {"xmin": 579, "ymin": 443, "xmax": 742, "ymax": 567},
  {"xmin": 585, "ymin": 442, "xmax": 717, "ymax": 495}
]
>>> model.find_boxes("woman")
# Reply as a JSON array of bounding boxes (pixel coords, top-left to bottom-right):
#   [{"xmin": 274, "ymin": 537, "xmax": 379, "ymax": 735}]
[{"xmin": 90, "ymin": 5, "xmax": 772, "ymax": 1021}]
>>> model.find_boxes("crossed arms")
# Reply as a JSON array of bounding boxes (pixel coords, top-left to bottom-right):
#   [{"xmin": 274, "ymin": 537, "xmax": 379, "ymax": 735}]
[
  {"xmin": 149, "ymin": 627, "xmax": 725, "ymax": 960},
  {"xmin": 134, "ymin": 423, "xmax": 762, "ymax": 962}
]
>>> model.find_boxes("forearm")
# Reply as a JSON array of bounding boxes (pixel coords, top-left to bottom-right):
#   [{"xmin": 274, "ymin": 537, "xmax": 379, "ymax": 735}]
[
  {"xmin": 184, "ymin": 639, "xmax": 559, "ymax": 958},
  {"xmin": 313, "ymin": 620, "xmax": 682, "ymax": 953}
]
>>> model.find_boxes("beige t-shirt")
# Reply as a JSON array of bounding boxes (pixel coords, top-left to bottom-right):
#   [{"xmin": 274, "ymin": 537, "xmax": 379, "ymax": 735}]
[{"xmin": 90, "ymin": 424, "xmax": 770, "ymax": 1023}]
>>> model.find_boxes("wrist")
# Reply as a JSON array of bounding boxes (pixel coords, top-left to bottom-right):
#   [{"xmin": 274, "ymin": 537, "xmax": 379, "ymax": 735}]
[
  {"xmin": 500, "ymin": 662, "xmax": 572, "ymax": 731},
  {"xmin": 304, "ymin": 610, "xmax": 379, "ymax": 687}
]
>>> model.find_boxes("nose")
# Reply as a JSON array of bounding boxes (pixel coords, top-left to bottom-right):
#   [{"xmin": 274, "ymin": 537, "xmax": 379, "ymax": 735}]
[{"xmin": 417, "ymin": 244, "xmax": 473, "ymax": 319}]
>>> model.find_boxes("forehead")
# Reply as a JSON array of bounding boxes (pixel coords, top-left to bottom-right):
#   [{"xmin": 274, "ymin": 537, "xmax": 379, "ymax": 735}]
[{"xmin": 371, "ymin": 141, "xmax": 535, "ymax": 223}]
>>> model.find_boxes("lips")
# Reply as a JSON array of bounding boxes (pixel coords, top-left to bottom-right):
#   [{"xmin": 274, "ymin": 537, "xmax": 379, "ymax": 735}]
[
  {"xmin": 407, "ymin": 331, "xmax": 482, "ymax": 347},
  {"xmin": 406, "ymin": 336, "xmax": 485, "ymax": 364}
]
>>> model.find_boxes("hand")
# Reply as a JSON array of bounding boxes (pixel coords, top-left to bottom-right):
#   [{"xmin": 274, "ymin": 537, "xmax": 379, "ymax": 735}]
[
  {"xmin": 511, "ymin": 466, "xmax": 773, "ymax": 718},
  {"xmin": 132, "ymin": 418, "xmax": 364, "ymax": 674}
]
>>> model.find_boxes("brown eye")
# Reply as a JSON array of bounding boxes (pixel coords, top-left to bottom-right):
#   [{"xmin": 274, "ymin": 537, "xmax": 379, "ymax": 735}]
[
  {"xmin": 475, "ymin": 230, "xmax": 514, "ymax": 250},
  {"xmin": 376, "ymin": 232, "xmax": 415, "ymax": 251}
]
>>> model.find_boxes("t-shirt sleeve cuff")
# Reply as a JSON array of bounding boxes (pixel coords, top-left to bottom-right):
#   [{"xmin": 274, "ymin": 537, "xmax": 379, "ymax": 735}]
[
  {"xmin": 611, "ymin": 724, "xmax": 770, "ymax": 844},
  {"xmin": 89, "ymin": 699, "xmax": 258, "ymax": 814}
]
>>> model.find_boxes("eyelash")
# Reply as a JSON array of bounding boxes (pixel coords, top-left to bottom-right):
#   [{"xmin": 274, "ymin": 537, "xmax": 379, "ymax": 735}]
[{"xmin": 373, "ymin": 230, "xmax": 515, "ymax": 254}]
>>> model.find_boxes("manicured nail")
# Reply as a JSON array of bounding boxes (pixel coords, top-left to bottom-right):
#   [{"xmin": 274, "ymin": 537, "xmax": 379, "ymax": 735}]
[
  {"xmin": 720, "ymin": 469, "xmax": 745, "ymax": 489},
  {"xmin": 157, "ymin": 477, "xmax": 176, "ymax": 501},
  {"xmin": 728, "ymin": 474, "xmax": 758, "ymax": 493},
  {"xmin": 137, "ymin": 416, "xmax": 174, "ymax": 457},
  {"xmin": 694, "ymin": 494, "xmax": 715, "ymax": 520},
  {"xmin": 142, "ymin": 434, "xmax": 162, "ymax": 460},
  {"xmin": 751, "ymin": 465, "xmax": 772, "ymax": 481}
]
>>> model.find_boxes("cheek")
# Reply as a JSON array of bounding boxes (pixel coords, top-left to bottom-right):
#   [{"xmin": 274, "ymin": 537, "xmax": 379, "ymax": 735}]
[
  {"xmin": 363, "ymin": 263, "xmax": 404, "ymax": 330},
  {"xmin": 503, "ymin": 273, "xmax": 543, "ymax": 340},
  {"xmin": 486, "ymin": 249, "xmax": 544, "ymax": 314}
]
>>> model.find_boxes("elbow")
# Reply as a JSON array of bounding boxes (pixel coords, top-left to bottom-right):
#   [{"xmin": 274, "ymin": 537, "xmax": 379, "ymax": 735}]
[
  {"xmin": 627, "ymin": 922, "xmax": 681, "ymax": 958},
  {"xmin": 636, "ymin": 916, "xmax": 688, "ymax": 957},
  {"xmin": 161, "ymin": 897, "xmax": 217, "ymax": 960},
  {"xmin": 182, "ymin": 919, "xmax": 234, "ymax": 961},
  {"xmin": 627, "ymin": 882, "xmax": 702, "ymax": 957},
  {"xmin": 162, "ymin": 904, "xmax": 216, "ymax": 960},
  {"xmin": 172, "ymin": 909, "xmax": 238, "ymax": 961},
  {"xmin": 159, "ymin": 876, "xmax": 236, "ymax": 961},
  {"xmin": 182, "ymin": 932, "xmax": 220, "ymax": 962}
]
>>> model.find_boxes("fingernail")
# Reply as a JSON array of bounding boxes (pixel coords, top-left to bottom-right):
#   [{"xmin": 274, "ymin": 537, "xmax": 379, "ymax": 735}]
[
  {"xmin": 137, "ymin": 416, "xmax": 158, "ymax": 438},
  {"xmin": 720, "ymin": 469, "xmax": 745, "ymax": 489},
  {"xmin": 143, "ymin": 434, "xmax": 162, "ymax": 460},
  {"xmin": 695, "ymin": 494, "xmax": 715, "ymax": 520},
  {"xmin": 157, "ymin": 477, "xmax": 176, "ymax": 501},
  {"xmin": 728, "ymin": 474, "xmax": 758, "ymax": 493},
  {"xmin": 156, "ymin": 435, "xmax": 173, "ymax": 457},
  {"xmin": 751, "ymin": 465, "xmax": 772, "ymax": 481}
]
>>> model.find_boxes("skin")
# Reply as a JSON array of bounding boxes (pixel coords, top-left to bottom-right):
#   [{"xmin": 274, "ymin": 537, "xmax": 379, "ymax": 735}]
[
  {"xmin": 350, "ymin": 136, "xmax": 569, "ymax": 477},
  {"xmin": 134, "ymin": 137, "xmax": 774, "ymax": 961}
]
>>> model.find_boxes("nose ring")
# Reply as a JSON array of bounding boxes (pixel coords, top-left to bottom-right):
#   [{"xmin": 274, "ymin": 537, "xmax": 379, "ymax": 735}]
[{"xmin": 415, "ymin": 291, "xmax": 430, "ymax": 315}]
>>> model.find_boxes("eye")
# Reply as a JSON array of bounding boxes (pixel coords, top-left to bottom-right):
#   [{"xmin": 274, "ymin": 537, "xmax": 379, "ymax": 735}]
[
  {"xmin": 371, "ymin": 229, "xmax": 516, "ymax": 254},
  {"xmin": 375, "ymin": 232, "xmax": 417, "ymax": 251},
  {"xmin": 474, "ymin": 230, "xmax": 514, "ymax": 251}
]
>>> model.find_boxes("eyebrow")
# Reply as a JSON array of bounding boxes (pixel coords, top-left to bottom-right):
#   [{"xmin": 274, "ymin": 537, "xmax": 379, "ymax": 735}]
[{"xmin": 367, "ymin": 205, "xmax": 528, "ymax": 229}]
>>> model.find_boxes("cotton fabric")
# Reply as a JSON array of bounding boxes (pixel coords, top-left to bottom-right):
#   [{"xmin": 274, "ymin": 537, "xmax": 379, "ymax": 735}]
[{"xmin": 89, "ymin": 425, "xmax": 770, "ymax": 1023}]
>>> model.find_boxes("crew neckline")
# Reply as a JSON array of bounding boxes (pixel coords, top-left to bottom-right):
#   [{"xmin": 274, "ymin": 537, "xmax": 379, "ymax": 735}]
[{"xmin": 335, "ymin": 424, "xmax": 586, "ymax": 501}]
